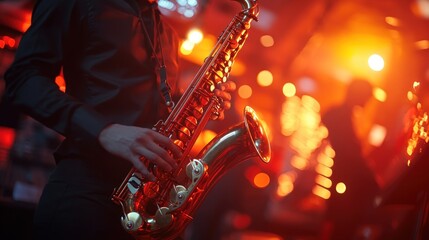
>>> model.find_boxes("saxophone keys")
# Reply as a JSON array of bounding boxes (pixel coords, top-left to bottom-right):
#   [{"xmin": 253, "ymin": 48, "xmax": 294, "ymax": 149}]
[
  {"xmin": 184, "ymin": 116, "xmax": 198, "ymax": 130},
  {"xmin": 178, "ymin": 126, "xmax": 191, "ymax": 141},
  {"xmin": 143, "ymin": 181, "xmax": 160, "ymax": 199},
  {"xmin": 126, "ymin": 173, "xmax": 143, "ymax": 195},
  {"xmin": 153, "ymin": 207, "xmax": 173, "ymax": 229},
  {"xmin": 192, "ymin": 106, "xmax": 204, "ymax": 119},
  {"xmin": 186, "ymin": 159, "xmax": 204, "ymax": 181},
  {"xmin": 121, "ymin": 212, "xmax": 143, "ymax": 231},
  {"xmin": 198, "ymin": 94, "xmax": 210, "ymax": 106},
  {"xmin": 173, "ymin": 139, "xmax": 184, "ymax": 150},
  {"xmin": 169, "ymin": 185, "xmax": 188, "ymax": 205}
]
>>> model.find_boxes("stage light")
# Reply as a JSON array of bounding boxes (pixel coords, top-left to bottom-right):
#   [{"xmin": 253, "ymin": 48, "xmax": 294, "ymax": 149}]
[
  {"xmin": 187, "ymin": 28, "xmax": 203, "ymax": 44},
  {"xmin": 276, "ymin": 172, "xmax": 296, "ymax": 197},
  {"xmin": 315, "ymin": 175, "xmax": 332, "ymax": 189},
  {"xmin": 368, "ymin": 54, "xmax": 384, "ymax": 72},
  {"xmin": 253, "ymin": 172, "xmax": 270, "ymax": 188},
  {"xmin": 238, "ymin": 85, "xmax": 252, "ymax": 99},
  {"xmin": 257, "ymin": 70, "xmax": 273, "ymax": 87},
  {"xmin": 315, "ymin": 164, "xmax": 332, "ymax": 178},
  {"xmin": 180, "ymin": 39, "xmax": 194, "ymax": 55},
  {"xmin": 336, "ymin": 182, "xmax": 346, "ymax": 194},
  {"xmin": 373, "ymin": 87, "xmax": 387, "ymax": 102},
  {"xmin": 312, "ymin": 185, "xmax": 331, "ymax": 199},
  {"xmin": 368, "ymin": 124, "xmax": 387, "ymax": 147},
  {"xmin": 415, "ymin": 40, "xmax": 429, "ymax": 50},
  {"xmin": 385, "ymin": 16, "xmax": 401, "ymax": 27},
  {"xmin": 282, "ymin": 82, "xmax": 296, "ymax": 97},
  {"xmin": 260, "ymin": 35, "xmax": 274, "ymax": 47}
]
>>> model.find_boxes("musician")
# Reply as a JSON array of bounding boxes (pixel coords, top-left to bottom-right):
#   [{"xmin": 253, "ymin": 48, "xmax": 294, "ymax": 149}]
[
  {"xmin": 321, "ymin": 78, "xmax": 380, "ymax": 239},
  {"xmin": 4, "ymin": 0, "xmax": 236, "ymax": 239}
]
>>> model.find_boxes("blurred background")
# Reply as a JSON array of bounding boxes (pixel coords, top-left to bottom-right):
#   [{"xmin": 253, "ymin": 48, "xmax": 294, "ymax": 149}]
[{"xmin": 1, "ymin": 0, "xmax": 429, "ymax": 239}]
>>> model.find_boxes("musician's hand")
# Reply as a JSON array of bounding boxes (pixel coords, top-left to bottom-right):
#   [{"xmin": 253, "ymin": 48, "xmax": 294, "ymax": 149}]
[
  {"xmin": 214, "ymin": 80, "xmax": 237, "ymax": 120},
  {"xmin": 98, "ymin": 124, "xmax": 181, "ymax": 181}
]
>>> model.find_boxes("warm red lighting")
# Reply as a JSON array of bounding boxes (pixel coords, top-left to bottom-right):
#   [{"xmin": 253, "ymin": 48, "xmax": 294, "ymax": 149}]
[
  {"xmin": 20, "ymin": 12, "xmax": 32, "ymax": 32},
  {"xmin": 260, "ymin": 35, "xmax": 274, "ymax": 47},
  {"xmin": 6, "ymin": 37, "xmax": 15, "ymax": 48},
  {"xmin": 0, "ymin": 127, "xmax": 16, "ymax": 164},
  {"xmin": 253, "ymin": 172, "xmax": 270, "ymax": 188},
  {"xmin": 276, "ymin": 172, "xmax": 295, "ymax": 197},
  {"xmin": 312, "ymin": 185, "xmax": 331, "ymax": 199},
  {"xmin": 238, "ymin": 85, "xmax": 252, "ymax": 99},
  {"xmin": 0, "ymin": 39, "xmax": 5, "ymax": 49},
  {"xmin": 231, "ymin": 213, "xmax": 251, "ymax": 230},
  {"xmin": 55, "ymin": 75, "xmax": 66, "ymax": 92},
  {"xmin": 368, "ymin": 124, "xmax": 386, "ymax": 147},
  {"xmin": 257, "ymin": 70, "xmax": 273, "ymax": 87}
]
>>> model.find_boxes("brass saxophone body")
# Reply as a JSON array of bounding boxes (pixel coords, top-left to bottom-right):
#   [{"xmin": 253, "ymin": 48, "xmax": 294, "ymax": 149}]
[{"xmin": 111, "ymin": 0, "xmax": 271, "ymax": 239}]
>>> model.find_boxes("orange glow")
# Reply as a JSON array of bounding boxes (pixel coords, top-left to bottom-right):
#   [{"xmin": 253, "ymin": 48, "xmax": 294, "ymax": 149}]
[
  {"xmin": 324, "ymin": 144, "xmax": 336, "ymax": 158},
  {"xmin": 407, "ymin": 144, "xmax": 415, "ymax": 156},
  {"xmin": 277, "ymin": 181, "xmax": 294, "ymax": 197},
  {"xmin": 257, "ymin": 70, "xmax": 273, "ymax": 87},
  {"xmin": 180, "ymin": 34, "xmax": 245, "ymax": 76},
  {"xmin": 385, "ymin": 16, "xmax": 401, "ymax": 27},
  {"xmin": 315, "ymin": 164, "xmax": 333, "ymax": 177},
  {"xmin": 312, "ymin": 185, "xmax": 331, "ymax": 199},
  {"xmin": 201, "ymin": 130, "xmax": 216, "ymax": 144},
  {"xmin": 253, "ymin": 172, "xmax": 270, "ymax": 188},
  {"xmin": 317, "ymin": 154, "xmax": 334, "ymax": 168},
  {"xmin": 0, "ymin": 39, "xmax": 4, "ymax": 48},
  {"xmin": 329, "ymin": 31, "xmax": 392, "ymax": 84},
  {"xmin": 415, "ymin": 40, "xmax": 429, "ymax": 50},
  {"xmin": 238, "ymin": 85, "xmax": 252, "ymax": 99},
  {"xmin": 280, "ymin": 96, "xmax": 300, "ymax": 136},
  {"xmin": 191, "ymin": 129, "xmax": 217, "ymax": 154},
  {"xmin": 368, "ymin": 124, "xmax": 386, "ymax": 147},
  {"xmin": 180, "ymin": 39, "xmax": 194, "ymax": 55},
  {"xmin": 373, "ymin": 87, "xmax": 387, "ymax": 102},
  {"xmin": 315, "ymin": 175, "xmax": 332, "ymax": 189},
  {"xmin": 290, "ymin": 155, "xmax": 308, "ymax": 170},
  {"xmin": 301, "ymin": 95, "xmax": 320, "ymax": 113},
  {"xmin": 21, "ymin": 12, "xmax": 32, "ymax": 32},
  {"xmin": 260, "ymin": 35, "xmax": 274, "ymax": 47},
  {"xmin": 276, "ymin": 172, "xmax": 296, "ymax": 197},
  {"xmin": 335, "ymin": 182, "xmax": 347, "ymax": 194},
  {"xmin": 407, "ymin": 91, "xmax": 415, "ymax": 101},
  {"xmin": 282, "ymin": 83, "xmax": 296, "ymax": 97},
  {"xmin": 55, "ymin": 75, "xmax": 66, "ymax": 92}
]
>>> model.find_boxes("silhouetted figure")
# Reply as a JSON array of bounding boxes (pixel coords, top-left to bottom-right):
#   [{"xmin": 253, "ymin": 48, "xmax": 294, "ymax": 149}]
[{"xmin": 321, "ymin": 79, "xmax": 380, "ymax": 239}]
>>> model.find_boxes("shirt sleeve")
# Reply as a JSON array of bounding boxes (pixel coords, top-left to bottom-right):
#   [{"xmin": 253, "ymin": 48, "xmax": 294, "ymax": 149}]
[{"xmin": 4, "ymin": 0, "xmax": 111, "ymax": 149}]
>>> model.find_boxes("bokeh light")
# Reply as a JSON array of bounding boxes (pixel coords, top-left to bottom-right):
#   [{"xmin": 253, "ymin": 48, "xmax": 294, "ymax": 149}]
[
  {"xmin": 368, "ymin": 54, "xmax": 384, "ymax": 71},
  {"xmin": 257, "ymin": 70, "xmax": 273, "ymax": 87},
  {"xmin": 238, "ymin": 85, "xmax": 253, "ymax": 99},
  {"xmin": 282, "ymin": 83, "xmax": 296, "ymax": 97}
]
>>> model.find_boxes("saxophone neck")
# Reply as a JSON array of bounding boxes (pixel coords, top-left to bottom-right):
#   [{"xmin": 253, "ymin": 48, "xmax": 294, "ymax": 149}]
[{"xmin": 234, "ymin": 0, "xmax": 259, "ymax": 21}]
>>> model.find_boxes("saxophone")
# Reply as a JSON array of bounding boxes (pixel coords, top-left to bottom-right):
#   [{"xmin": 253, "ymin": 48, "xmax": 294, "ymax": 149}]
[{"xmin": 111, "ymin": 0, "xmax": 270, "ymax": 239}]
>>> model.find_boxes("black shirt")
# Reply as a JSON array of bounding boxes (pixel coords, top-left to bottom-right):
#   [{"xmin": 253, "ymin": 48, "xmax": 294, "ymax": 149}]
[{"xmin": 4, "ymin": 0, "xmax": 180, "ymax": 185}]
